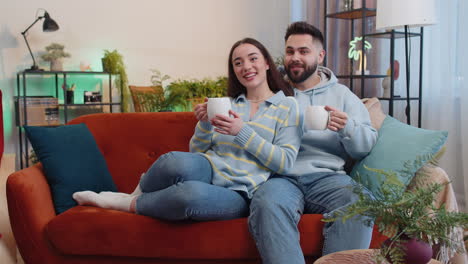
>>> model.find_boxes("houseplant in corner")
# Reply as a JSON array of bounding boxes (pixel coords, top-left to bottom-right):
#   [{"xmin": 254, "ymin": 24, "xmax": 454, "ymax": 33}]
[
  {"xmin": 325, "ymin": 163, "xmax": 468, "ymax": 264},
  {"xmin": 101, "ymin": 49, "xmax": 131, "ymax": 112},
  {"xmin": 41, "ymin": 43, "xmax": 71, "ymax": 71}
]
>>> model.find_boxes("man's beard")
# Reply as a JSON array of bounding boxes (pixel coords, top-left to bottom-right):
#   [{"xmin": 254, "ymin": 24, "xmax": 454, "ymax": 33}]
[{"xmin": 285, "ymin": 62, "xmax": 318, "ymax": 84}]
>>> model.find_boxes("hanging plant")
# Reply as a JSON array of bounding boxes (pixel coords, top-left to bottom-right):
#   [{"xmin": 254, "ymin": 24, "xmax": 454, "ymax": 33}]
[{"xmin": 101, "ymin": 49, "xmax": 131, "ymax": 112}]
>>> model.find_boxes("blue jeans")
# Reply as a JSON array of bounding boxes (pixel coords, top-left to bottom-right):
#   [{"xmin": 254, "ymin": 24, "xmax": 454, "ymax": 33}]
[
  {"xmin": 136, "ymin": 151, "xmax": 249, "ymax": 221},
  {"xmin": 248, "ymin": 172, "xmax": 374, "ymax": 264}
]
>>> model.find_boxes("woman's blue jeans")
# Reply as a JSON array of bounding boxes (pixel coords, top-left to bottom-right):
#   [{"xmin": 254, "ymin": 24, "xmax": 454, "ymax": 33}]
[
  {"xmin": 135, "ymin": 151, "xmax": 249, "ymax": 221},
  {"xmin": 248, "ymin": 172, "xmax": 374, "ymax": 264}
]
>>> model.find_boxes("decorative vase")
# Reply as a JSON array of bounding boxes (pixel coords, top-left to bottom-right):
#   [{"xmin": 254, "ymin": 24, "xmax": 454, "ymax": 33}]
[
  {"xmin": 338, "ymin": 0, "xmax": 354, "ymax": 11},
  {"xmin": 381, "ymin": 77, "xmax": 390, "ymax": 98},
  {"xmin": 384, "ymin": 235, "xmax": 433, "ymax": 264},
  {"xmin": 50, "ymin": 59, "xmax": 63, "ymax": 71}
]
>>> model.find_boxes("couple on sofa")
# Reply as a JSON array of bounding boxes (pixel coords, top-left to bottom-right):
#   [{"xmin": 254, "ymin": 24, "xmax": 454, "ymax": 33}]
[{"xmin": 73, "ymin": 21, "xmax": 377, "ymax": 264}]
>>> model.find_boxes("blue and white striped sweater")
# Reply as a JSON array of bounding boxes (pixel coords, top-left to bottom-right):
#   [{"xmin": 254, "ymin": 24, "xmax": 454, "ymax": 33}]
[{"xmin": 189, "ymin": 91, "xmax": 303, "ymax": 198}]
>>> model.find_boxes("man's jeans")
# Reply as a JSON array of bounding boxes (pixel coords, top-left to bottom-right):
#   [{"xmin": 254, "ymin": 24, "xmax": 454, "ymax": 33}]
[
  {"xmin": 248, "ymin": 172, "xmax": 373, "ymax": 264},
  {"xmin": 136, "ymin": 151, "xmax": 249, "ymax": 221}
]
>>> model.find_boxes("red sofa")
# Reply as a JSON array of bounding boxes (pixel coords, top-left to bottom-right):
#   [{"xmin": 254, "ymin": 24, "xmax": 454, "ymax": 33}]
[
  {"xmin": 7, "ymin": 112, "xmax": 386, "ymax": 264},
  {"xmin": 0, "ymin": 90, "xmax": 4, "ymax": 164}
]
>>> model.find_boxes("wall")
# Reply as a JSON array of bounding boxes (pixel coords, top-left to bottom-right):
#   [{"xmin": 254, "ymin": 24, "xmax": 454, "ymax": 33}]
[{"xmin": 0, "ymin": 0, "xmax": 291, "ymax": 159}]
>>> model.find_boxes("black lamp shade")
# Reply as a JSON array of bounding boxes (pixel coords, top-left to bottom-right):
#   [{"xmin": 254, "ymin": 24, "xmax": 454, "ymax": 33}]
[{"xmin": 43, "ymin": 12, "xmax": 59, "ymax": 32}]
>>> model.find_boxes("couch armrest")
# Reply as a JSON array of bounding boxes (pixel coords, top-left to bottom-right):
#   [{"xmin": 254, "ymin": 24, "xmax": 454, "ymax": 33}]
[{"xmin": 6, "ymin": 164, "xmax": 57, "ymax": 263}]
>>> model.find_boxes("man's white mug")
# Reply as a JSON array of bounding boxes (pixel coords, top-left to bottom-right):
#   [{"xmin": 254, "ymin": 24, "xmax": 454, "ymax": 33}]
[
  {"xmin": 305, "ymin": 105, "xmax": 330, "ymax": 130},
  {"xmin": 207, "ymin": 97, "xmax": 231, "ymax": 120}
]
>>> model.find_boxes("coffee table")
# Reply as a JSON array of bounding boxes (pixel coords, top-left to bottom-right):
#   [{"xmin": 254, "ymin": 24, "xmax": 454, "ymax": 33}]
[{"xmin": 313, "ymin": 249, "xmax": 441, "ymax": 263}]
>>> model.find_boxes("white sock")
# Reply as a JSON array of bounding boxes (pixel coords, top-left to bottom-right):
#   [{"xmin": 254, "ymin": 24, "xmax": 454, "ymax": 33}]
[
  {"xmin": 99, "ymin": 191, "xmax": 131, "ymax": 198},
  {"xmin": 73, "ymin": 191, "xmax": 134, "ymax": 212},
  {"xmin": 130, "ymin": 173, "xmax": 144, "ymax": 196},
  {"xmin": 130, "ymin": 184, "xmax": 142, "ymax": 196}
]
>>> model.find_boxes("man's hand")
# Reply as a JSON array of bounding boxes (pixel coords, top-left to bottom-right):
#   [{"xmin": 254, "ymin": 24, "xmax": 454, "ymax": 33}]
[
  {"xmin": 211, "ymin": 110, "xmax": 244, "ymax": 136},
  {"xmin": 194, "ymin": 98, "xmax": 209, "ymax": 122},
  {"xmin": 325, "ymin": 105, "xmax": 348, "ymax": 131}
]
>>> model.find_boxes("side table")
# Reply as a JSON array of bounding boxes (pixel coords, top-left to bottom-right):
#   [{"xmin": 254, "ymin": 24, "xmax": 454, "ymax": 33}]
[{"xmin": 314, "ymin": 249, "xmax": 442, "ymax": 264}]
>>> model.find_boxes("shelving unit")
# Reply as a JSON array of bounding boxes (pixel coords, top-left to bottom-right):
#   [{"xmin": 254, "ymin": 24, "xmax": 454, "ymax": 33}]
[
  {"xmin": 323, "ymin": 0, "xmax": 423, "ymax": 127},
  {"xmin": 16, "ymin": 71, "xmax": 121, "ymax": 168}
]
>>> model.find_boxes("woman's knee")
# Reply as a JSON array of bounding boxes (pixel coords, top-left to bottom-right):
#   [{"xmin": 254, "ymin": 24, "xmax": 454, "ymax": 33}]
[
  {"xmin": 140, "ymin": 152, "xmax": 180, "ymax": 191},
  {"xmin": 152, "ymin": 151, "xmax": 209, "ymax": 181}
]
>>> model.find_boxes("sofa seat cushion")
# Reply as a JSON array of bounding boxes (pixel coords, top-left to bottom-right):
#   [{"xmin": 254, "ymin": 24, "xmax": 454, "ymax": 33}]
[{"xmin": 46, "ymin": 206, "xmax": 326, "ymax": 259}]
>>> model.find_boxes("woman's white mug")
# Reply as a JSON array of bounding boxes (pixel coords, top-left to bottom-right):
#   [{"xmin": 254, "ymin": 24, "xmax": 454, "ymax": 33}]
[
  {"xmin": 207, "ymin": 97, "xmax": 231, "ymax": 120},
  {"xmin": 305, "ymin": 105, "xmax": 330, "ymax": 130}
]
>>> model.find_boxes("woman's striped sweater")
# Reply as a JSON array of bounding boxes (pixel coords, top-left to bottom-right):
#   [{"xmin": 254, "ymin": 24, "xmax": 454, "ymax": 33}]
[{"xmin": 189, "ymin": 91, "xmax": 303, "ymax": 198}]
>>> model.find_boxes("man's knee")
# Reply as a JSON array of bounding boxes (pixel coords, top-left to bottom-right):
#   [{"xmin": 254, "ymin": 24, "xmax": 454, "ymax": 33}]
[
  {"xmin": 253, "ymin": 184, "xmax": 291, "ymax": 211},
  {"xmin": 325, "ymin": 175, "xmax": 371, "ymax": 209},
  {"xmin": 250, "ymin": 179, "xmax": 303, "ymax": 223}
]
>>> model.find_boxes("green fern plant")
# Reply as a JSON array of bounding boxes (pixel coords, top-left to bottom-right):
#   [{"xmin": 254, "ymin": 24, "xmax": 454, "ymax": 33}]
[
  {"xmin": 165, "ymin": 76, "xmax": 227, "ymax": 111},
  {"xmin": 102, "ymin": 50, "xmax": 131, "ymax": 112},
  {"xmin": 150, "ymin": 69, "xmax": 171, "ymax": 87},
  {"xmin": 324, "ymin": 158, "xmax": 468, "ymax": 264}
]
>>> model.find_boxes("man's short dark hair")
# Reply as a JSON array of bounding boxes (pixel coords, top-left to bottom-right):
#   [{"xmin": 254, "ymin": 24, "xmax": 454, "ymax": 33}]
[{"xmin": 284, "ymin": 21, "xmax": 324, "ymax": 47}]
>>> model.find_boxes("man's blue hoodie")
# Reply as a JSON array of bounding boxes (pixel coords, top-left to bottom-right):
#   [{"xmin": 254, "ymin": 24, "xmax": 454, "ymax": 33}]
[{"xmin": 284, "ymin": 66, "xmax": 378, "ymax": 176}]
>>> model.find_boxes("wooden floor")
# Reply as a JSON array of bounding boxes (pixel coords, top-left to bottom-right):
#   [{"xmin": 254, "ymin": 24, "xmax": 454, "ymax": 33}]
[{"xmin": 0, "ymin": 154, "xmax": 21, "ymax": 264}]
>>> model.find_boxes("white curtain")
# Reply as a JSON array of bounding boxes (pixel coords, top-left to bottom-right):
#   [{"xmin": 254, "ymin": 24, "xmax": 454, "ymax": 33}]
[{"xmin": 423, "ymin": 0, "xmax": 468, "ymax": 212}]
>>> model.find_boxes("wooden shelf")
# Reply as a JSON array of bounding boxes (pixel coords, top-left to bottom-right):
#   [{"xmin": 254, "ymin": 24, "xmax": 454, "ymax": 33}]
[
  {"xmin": 364, "ymin": 31, "xmax": 422, "ymax": 39},
  {"xmin": 336, "ymin": 74, "xmax": 388, "ymax": 79},
  {"xmin": 326, "ymin": 8, "xmax": 376, "ymax": 19}
]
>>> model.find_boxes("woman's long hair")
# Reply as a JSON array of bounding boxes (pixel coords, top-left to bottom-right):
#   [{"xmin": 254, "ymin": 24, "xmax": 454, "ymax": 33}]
[{"xmin": 227, "ymin": 38, "xmax": 293, "ymax": 98}]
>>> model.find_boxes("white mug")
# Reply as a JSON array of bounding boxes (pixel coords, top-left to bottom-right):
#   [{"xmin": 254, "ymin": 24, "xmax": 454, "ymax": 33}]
[
  {"xmin": 305, "ymin": 105, "xmax": 330, "ymax": 130},
  {"xmin": 207, "ymin": 97, "xmax": 231, "ymax": 120}
]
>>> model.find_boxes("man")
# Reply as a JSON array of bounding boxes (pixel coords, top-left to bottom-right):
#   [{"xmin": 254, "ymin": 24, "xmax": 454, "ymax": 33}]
[{"xmin": 248, "ymin": 21, "xmax": 378, "ymax": 264}]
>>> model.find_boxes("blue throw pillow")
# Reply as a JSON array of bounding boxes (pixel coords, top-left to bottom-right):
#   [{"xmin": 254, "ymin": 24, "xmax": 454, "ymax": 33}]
[
  {"xmin": 350, "ymin": 116, "xmax": 448, "ymax": 198},
  {"xmin": 24, "ymin": 124, "xmax": 117, "ymax": 214}
]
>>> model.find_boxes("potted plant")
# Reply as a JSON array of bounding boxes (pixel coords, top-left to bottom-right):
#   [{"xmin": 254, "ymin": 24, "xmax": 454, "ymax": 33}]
[
  {"xmin": 150, "ymin": 69, "xmax": 171, "ymax": 87},
  {"xmin": 41, "ymin": 43, "xmax": 71, "ymax": 71},
  {"xmin": 101, "ymin": 50, "xmax": 131, "ymax": 112},
  {"xmin": 165, "ymin": 76, "xmax": 227, "ymax": 111},
  {"xmin": 131, "ymin": 69, "xmax": 178, "ymax": 112},
  {"xmin": 325, "ymin": 163, "xmax": 468, "ymax": 264}
]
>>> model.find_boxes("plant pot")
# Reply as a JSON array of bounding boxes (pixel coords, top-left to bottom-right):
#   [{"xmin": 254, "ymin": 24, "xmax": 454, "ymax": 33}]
[
  {"xmin": 66, "ymin": 90, "xmax": 74, "ymax": 104},
  {"xmin": 384, "ymin": 235, "xmax": 433, "ymax": 264},
  {"xmin": 101, "ymin": 58, "xmax": 109, "ymax": 73},
  {"xmin": 50, "ymin": 59, "xmax": 63, "ymax": 71}
]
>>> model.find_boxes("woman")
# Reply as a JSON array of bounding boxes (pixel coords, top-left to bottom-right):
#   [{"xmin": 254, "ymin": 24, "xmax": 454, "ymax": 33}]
[{"xmin": 73, "ymin": 38, "xmax": 303, "ymax": 221}]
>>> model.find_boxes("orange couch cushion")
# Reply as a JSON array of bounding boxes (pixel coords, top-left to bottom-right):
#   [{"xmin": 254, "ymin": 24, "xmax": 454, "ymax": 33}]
[{"xmin": 46, "ymin": 206, "xmax": 326, "ymax": 259}]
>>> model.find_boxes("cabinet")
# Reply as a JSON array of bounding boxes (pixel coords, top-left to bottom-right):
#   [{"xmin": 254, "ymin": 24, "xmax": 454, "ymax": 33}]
[
  {"xmin": 16, "ymin": 71, "xmax": 121, "ymax": 169},
  {"xmin": 323, "ymin": 0, "xmax": 423, "ymax": 127}
]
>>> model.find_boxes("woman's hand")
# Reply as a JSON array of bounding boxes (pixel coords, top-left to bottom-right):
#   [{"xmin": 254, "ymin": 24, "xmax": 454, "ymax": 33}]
[
  {"xmin": 211, "ymin": 110, "xmax": 243, "ymax": 136},
  {"xmin": 194, "ymin": 98, "xmax": 209, "ymax": 122}
]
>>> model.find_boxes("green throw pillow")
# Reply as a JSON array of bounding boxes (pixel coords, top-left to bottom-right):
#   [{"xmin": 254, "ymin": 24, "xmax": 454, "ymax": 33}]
[
  {"xmin": 350, "ymin": 116, "xmax": 448, "ymax": 198},
  {"xmin": 24, "ymin": 124, "xmax": 117, "ymax": 214}
]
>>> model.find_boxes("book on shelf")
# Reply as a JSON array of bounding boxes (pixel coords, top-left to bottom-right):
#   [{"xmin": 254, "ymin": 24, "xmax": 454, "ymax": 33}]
[{"xmin": 15, "ymin": 96, "xmax": 60, "ymax": 126}]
